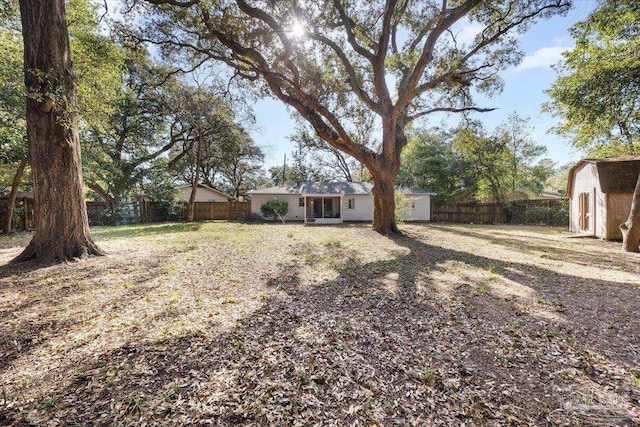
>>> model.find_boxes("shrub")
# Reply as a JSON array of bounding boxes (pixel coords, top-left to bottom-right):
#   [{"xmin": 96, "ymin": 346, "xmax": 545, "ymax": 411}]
[{"xmin": 260, "ymin": 199, "xmax": 289, "ymax": 224}]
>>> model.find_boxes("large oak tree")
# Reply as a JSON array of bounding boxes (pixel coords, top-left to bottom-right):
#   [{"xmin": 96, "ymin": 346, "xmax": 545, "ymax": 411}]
[
  {"xmin": 14, "ymin": 0, "xmax": 103, "ymax": 262},
  {"xmin": 142, "ymin": 0, "xmax": 569, "ymax": 233}
]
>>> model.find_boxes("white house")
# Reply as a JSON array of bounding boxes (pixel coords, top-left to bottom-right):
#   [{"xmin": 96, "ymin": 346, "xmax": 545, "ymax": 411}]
[
  {"xmin": 248, "ymin": 181, "xmax": 435, "ymax": 224},
  {"xmin": 567, "ymin": 156, "xmax": 640, "ymax": 239},
  {"xmin": 177, "ymin": 184, "xmax": 232, "ymax": 203}
]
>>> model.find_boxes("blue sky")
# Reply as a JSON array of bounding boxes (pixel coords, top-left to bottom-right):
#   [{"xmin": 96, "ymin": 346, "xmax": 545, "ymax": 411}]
[{"xmin": 251, "ymin": 2, "xmax": 598, "ymax": 171}]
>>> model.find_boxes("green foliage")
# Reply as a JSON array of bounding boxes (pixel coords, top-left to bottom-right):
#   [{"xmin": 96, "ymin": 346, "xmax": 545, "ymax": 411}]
[
  {"xmin": 67, "ymin": 0, "xmax": 124, "ymax": 129},
  {"xmin": 260, "ymin": 199, "xmax": 289, "ymax": 223},
  {"xmin": 394, "ymin": 192, "xmax": 413, "ymax": 222},
  {"xmin": 167, "ymin": 83, "xmax": 264, "ymax": 199},
  {"xmin": 143, "ymin": 167, "xmax": 184, "ymax": 221},
  {"xmin": 546, "ymin": 0, "xmax": 640, "ymax": 156},
  {"xmin": 545, "ymin": 163, "xmax": 572, "ymax": 195},
  {"xmin": 453, "ymin": 115, "xmax": 551, "ymax": 204},
  {"xmin": 81, "ymin": 42, "xmax": 174, "ymax": 207},
  {"xmin": 397, "ymin": 129, "xmax": 463, "ymax": 202},
  {"xmin": 0, "ymin": 21, "xmax": 28, "ymax": 192}
]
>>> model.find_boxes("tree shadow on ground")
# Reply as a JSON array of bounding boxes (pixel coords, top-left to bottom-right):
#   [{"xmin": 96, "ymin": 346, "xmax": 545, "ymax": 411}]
[
  {"xmin": 2, "ymin": 226, "xmax": 639, "ymax": 426},
  {"xmin": 433, "ymin": 224, "xmax": 639, "ymax": 273}
]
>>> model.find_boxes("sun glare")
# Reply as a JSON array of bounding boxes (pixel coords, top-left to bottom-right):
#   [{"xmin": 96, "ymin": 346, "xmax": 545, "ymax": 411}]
[{"xmin": 291, "ymin": 21, "xmax": 306, "ymax": 38}]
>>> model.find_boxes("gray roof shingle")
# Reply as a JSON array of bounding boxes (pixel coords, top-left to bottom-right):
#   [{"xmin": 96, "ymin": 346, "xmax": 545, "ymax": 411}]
[{"xmin": 248, "ymin": 181, "xmax": 435, "ymax": 196}]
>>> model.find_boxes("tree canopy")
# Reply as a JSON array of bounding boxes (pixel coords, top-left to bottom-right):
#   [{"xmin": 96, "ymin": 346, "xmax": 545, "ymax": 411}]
[
  {"xmin": 139, "ymin": 0, "xmax": 570, "ymax": 233},
  {"xmin": 546, "ymin": 0, "xmax": 640, "ymax": 156}
]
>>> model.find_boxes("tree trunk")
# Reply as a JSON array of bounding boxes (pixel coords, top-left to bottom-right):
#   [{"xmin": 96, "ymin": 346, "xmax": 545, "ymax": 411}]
[
  {"xmin": 620, "ymin": 172, "xmax": 640, "ymax": 253},
  {"xmin": 186, "ymin": 122, "xmax": 203, "ymax": 223},
  {"xmin": 12, "ymin": 0, "xmax": 103, "ymax": 263},
  {"xmin": 2, "ymin": 156, "xmax": 28, "ymax": 235},
  {"xmin": 371, "ymin": 171, "xmax": 400, "ymax": 235}
]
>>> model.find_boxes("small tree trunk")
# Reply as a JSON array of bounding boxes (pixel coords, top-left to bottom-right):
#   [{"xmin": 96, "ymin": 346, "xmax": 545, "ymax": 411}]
[
  {"xmin": 12, "ymin": 0, "xmax": 103, "ymax": 263},
  {"xmin": 186, "ymin": 122, "xmax": 203, "ymax": 223},
  {"xmin": 2, "ymin": 156, "xmax": 28, "ymax": 235},
  {"xmin": 371, "ymin": 171, "xmax": 400, "ymax": 234},
  {"xmin": 620, "ymin": 172, "xmax": 640, "ymax": 253}
]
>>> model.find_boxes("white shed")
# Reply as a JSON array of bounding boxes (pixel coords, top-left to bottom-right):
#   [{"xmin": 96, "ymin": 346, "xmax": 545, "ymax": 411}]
[
  {"xmin": 248, "ymin": 181, "xmax": 435, "ymax": 224},
  {"xmin": 567, "ymin": 156, "xmax": 640, "ymax": 240}
]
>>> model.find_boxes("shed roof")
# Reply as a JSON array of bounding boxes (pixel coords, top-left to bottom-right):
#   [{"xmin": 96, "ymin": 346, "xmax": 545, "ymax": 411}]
[
  {"xmin": 248, "ymin": 181, "xmax": 435, "ymax": 196},
  {"xmin": 567, "ymin": 155, "xmax": 640, "ymax": 196}
]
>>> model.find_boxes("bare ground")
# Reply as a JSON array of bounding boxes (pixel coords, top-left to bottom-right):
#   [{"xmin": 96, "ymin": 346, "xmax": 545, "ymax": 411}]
[{"xmin": 1, "ymin": 222, "xmax": 639, "ymax": 426}]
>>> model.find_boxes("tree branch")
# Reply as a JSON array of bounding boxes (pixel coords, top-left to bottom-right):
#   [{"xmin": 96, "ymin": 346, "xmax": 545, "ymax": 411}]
[{"xmin": 407, "ymin": 106, "xmax": 497, "ymax": 122}]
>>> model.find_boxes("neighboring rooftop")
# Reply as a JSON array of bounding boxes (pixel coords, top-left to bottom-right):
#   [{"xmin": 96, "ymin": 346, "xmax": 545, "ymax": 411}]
[
  {"xmin": 178, "ymin": 183, "xmax": 233, "ymax": 199},
  {"xmin": 248, "ymin": 181, "xmax": 435, "ymax": 196}
]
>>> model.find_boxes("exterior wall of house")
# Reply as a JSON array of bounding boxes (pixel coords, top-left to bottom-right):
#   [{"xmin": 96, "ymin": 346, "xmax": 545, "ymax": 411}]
[
  {"xmin": 605, "ymin": 193, "xmax": 633, "ymax": 240},
  {"xmin": 251, "ymin": 192, "xmax": 432, "ymax": 222},
  {"xmin": 179, "ymin": 186, "xmax": 228, "ymax": 203},
  {"xmin": 399, "ymin": 195, "xmax": 431, "ymax": 221},
  {"xmin": 342, "ymin": 195, "xmax": 374, "ymax": 221},
  {"xmin": 251, "ymin": 194, "xmax": 306, "ymax": 221},
  {"xmin": 570, "ymin": 163, "xmax": 605, "ymax": 237}
]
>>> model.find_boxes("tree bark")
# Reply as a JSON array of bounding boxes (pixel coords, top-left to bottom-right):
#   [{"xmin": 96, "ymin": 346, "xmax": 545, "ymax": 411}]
[
  {"xmin": 2, "ymin": 156, "xmax": 28, "ymax": 235},
  {"xmin": 371, "ymin": 170, "xmax": 400, "ymax": 235},
  {"xmin": 186, "ymin": 121, "xmax": 203, "ymax": 223},
  {"xmin": 620, "ymin": 172, "xmax": 640, "ymax": 253},
  {"xmin": 12, "ymin": 0, "xmax": 103, "ymax": 263}
]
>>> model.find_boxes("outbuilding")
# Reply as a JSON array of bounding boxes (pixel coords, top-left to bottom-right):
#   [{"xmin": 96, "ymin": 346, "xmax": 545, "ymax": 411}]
[{"xmin": 567, "ymin": 156, "xmax": 640, "ymax": 239}]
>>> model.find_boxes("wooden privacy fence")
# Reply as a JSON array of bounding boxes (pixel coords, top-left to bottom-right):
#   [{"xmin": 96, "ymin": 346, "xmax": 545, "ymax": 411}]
[
  {"xmin": 508, "ymin": 199, "xmax": 568, "ymax": 226},
  {"xmin": 191, "ymin": 201, "xmax": 251, "ymax": 221},
  {"xmin": 431, "ymin": 202, "xmax": 507, "ymax": 224},
  {"xmin": 431, "ymin": 199, "xmax": 568, "ymax": 226}
]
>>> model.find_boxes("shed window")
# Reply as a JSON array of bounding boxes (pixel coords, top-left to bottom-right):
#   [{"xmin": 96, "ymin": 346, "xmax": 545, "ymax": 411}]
[
  {"xmin": 347, "ymin": 198, "xmax": 355, "ymax": 209},
  {"xmin": 299, "ymin": 197, "xmax": 304, "ymax": 207}
]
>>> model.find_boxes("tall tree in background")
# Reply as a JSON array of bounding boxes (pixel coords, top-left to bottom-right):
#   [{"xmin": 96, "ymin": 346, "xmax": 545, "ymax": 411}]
[
  {"xmin": 453, "ymin": 125, "xmax": 511, "ymax": 205},
  {"xmin": 453, "ymin": 118, "xmax": 551, "ymax": 204},
  {"xmin": 497, "ymin": 112, "xmax": 547, "ymax": 194},
  {"xmin": 546, "ymin": 0, "xmax": 640, "ymax": 251},
  {"xmin": 14, "ymin": 0, "xmax": 103, "ymax": 262},
  {"xmin": 142, "ymin": 0, "xmax": 570, "ymax": 234},
  {"xmin": 0, "ymin": 13, "xmax": 29, "ymax": 235},
  {"xmin": 82, "ymin": 45, "xmax": 171, "ymax": 210},
  {"xmin": 546, "ymin": 1, "xmax": 639, "ymax": 156},
  {"xmin": 397, "ymin": 129, "xmax": 463, "ymax": 202}
]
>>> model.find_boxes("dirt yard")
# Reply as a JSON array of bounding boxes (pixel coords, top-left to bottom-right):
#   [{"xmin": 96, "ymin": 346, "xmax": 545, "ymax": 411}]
[{"xmin": 1, "ymin": 222, "xmax": 639, "ymax": 426}]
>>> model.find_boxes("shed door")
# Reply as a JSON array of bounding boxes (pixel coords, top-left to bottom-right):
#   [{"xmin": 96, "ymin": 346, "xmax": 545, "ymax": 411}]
[{"xmin": 578, "ymin": 192, "xmax": 590, "ymax": 232}]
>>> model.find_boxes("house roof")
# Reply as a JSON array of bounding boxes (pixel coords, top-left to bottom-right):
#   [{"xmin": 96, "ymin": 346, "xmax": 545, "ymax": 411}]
[
  {"xmin": 248, "ymin": 181, "xmax": 435, "ymax": 196},
  {"xmin": 178, "ymin": 183, "xmax": 233, "ymax": 199},
  {"xmin": 567, "ymin": 155, "xmax": 640, "ymax": 197}
]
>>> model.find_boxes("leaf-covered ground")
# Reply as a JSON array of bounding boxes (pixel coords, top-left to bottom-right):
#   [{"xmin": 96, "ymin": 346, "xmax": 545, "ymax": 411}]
[{"xmin": 1, "ymin": 222, "xmax": 639, "ymax": 426}]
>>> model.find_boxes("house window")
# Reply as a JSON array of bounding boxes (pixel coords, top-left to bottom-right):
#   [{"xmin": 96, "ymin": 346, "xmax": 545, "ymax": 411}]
[
  {"xmin": 299, "ymin": 197, "xmax": 304, "ymax": 207},
  {"xmin": 347, "ymin": 198, "xmax": 355, "ymax": 209}
]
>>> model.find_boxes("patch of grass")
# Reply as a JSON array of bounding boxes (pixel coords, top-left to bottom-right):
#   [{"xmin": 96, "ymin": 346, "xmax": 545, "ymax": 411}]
[
  {"xmin": 421, "ymin": 368, "xmax": 436, "ymax": 383},
  {"xmin": 478, "ymin": 283, "xmax": 490, "ymax": 295},
  {"xmin": 37, "ymin": 397, "xmax": 55, "ymax": 409},
  {"xmin": 92, "ymin": 222, "xmax": 202, "ymax": 240},
  {"xmin": 123, "ymin": 392, "xmax": 144, "ymax": 414}
]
